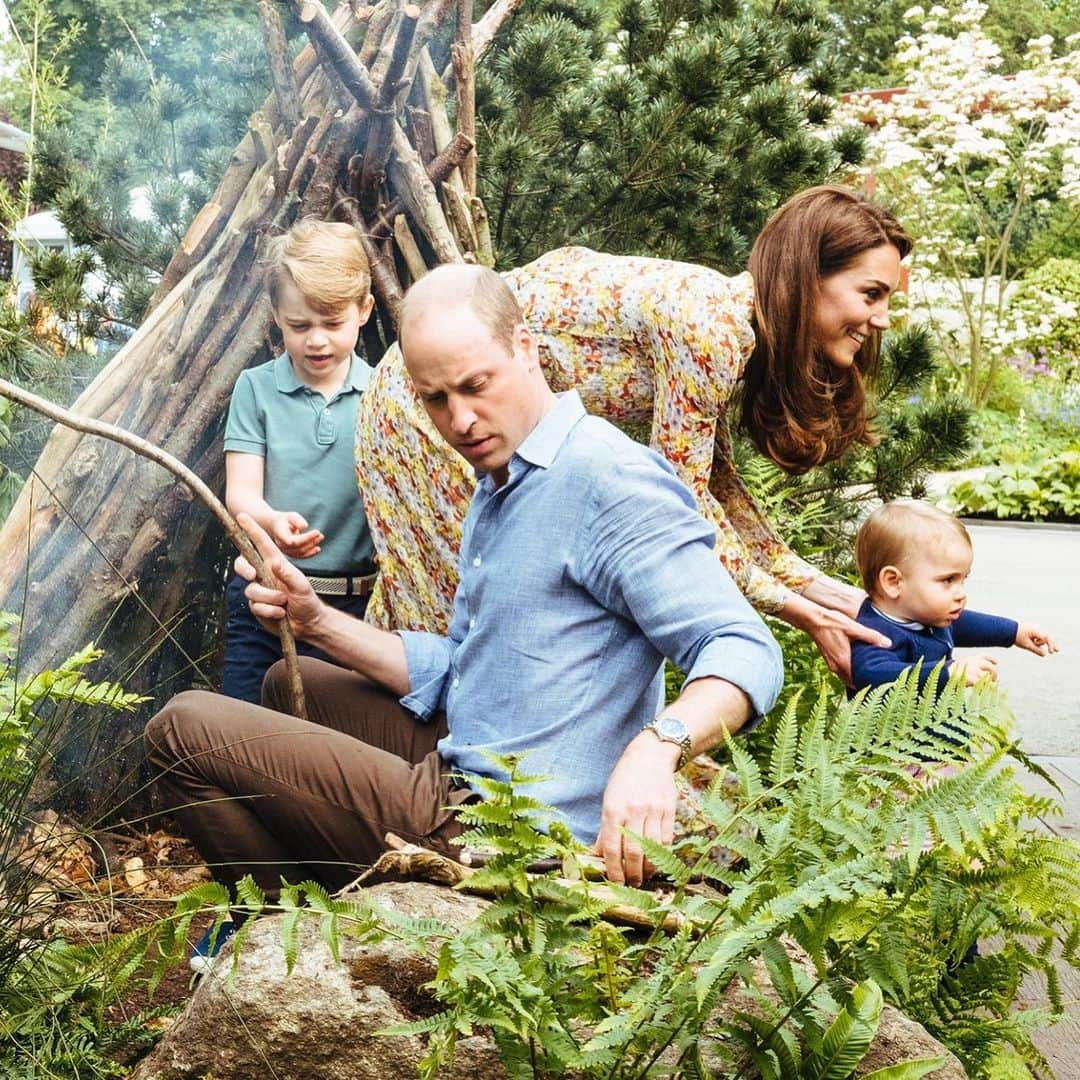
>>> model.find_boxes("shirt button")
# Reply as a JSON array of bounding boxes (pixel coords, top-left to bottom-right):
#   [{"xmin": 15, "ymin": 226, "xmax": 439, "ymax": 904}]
[
  {"xmin": 469, "ymin": 617, "xmax": 476, "ymax": 629},
  {"xmin": 452, "ymin": 677, "xmax": 460, "ymax": 689},
  {"xmin": 472, "ymin": 556, "xmax": 482, "ymax": 567}
]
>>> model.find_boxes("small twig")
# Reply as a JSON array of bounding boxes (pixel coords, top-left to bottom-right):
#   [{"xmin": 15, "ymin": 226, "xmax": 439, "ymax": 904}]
[{"xmin": 0, "ymin": 377, "xmax": 307, "ymax": 721}]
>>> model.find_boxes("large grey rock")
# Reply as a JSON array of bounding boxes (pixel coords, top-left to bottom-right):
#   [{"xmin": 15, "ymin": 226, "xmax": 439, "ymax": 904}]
[{"xmin": 132, "ymin": 882, "xmax": 966, "ymax": 1079}]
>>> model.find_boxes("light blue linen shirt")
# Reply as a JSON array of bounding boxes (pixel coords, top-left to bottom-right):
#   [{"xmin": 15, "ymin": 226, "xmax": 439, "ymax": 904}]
[{"xmin": 399, "ymin": 391, "xmax": 783, "ymax": 842}]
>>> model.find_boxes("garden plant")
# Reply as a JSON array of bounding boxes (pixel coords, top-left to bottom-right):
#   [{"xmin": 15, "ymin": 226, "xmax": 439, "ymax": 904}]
[
  {"xmin": 0, "ymin": 0, "xmax": 1075, "ymax": 1076},
  {"xmin": 172, "ymin": 673, "xmax": 1080, "ymax": 1079}
]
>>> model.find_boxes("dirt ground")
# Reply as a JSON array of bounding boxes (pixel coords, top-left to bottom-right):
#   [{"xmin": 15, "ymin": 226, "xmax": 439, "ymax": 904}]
[{"xmin": 12, "ymin": 813, "xmax": 215, "ymax": 1050}]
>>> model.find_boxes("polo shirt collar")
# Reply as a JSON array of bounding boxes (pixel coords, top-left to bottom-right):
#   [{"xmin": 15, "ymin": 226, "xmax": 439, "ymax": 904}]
[{"xmin": 272, "ymin": 351, "xmax": 371, "ymax": 394}]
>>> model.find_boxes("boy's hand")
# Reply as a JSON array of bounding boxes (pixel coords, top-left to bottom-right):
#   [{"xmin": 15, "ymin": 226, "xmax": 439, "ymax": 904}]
[
  {"xmin": 1015, "ymin": 623, "xmax": 1058, "ymax": 656},
  {"xmin": 270, "ymin": 511, "xmax": 323, "ymax": 560},
  {"xmin": 950, "ymin": 653, "xmax": 998, "ymax": 686},
  {"xmin": 235, "ymin": 513, "xmax": 324, "ymax": 640}
]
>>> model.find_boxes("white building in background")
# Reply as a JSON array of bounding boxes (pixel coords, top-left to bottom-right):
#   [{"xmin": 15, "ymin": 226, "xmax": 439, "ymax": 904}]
[{"xmin": 10, "ymin": 210, "xmax": 73, "ymax": 308}]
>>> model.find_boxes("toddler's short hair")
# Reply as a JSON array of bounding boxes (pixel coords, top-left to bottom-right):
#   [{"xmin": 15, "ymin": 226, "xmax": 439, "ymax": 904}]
[
  {"xmin": 265, "ymin": 219, "xmax": 371, "ymax": 314},
  {"xmin": 856, "ymin": 499, "xmax": 971, "ymax": 597}
]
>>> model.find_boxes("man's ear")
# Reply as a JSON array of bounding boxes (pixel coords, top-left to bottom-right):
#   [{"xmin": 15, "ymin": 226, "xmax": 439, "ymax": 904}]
[
  {"xmin": 357, "ymin": 293, "xmax": 375, "ymax": 326},
  {"xmin": 878, "ymin": 565, "xmax": 903, "ymax": 600},
  {"xmin": 515, "ymin": 322, "xmax": 540, "ymax": 369}
]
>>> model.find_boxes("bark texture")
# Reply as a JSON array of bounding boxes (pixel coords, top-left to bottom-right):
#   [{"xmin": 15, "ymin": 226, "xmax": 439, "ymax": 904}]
[{"xmin": 0, "ymin": 0, "xmax": 497, "ymax": 816}]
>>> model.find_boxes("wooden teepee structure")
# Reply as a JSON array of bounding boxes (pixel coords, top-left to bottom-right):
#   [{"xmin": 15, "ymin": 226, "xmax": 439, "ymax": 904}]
[{"xmin": 0, "ymin": 0, "xmax": 516, "ymax": 813}]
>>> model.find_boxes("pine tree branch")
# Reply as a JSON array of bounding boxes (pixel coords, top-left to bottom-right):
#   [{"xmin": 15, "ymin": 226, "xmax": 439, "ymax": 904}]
[{"xmin": 0, "ymin": 377, "xmax": 308, "ymax": 722}]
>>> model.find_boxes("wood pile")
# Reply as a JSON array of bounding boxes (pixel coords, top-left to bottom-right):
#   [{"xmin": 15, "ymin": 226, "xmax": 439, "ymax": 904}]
[{"xmin": 0, "ymin": 0, "xmax": 515, "ymax": 814}]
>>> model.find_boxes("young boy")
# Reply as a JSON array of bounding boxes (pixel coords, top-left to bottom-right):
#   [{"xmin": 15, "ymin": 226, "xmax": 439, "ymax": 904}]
[
  {"xmin": 221, "ymin": 219, "xmax": 378, "ymax": 703},
  {"xmin": 850, "ymin": 500, "xmax": 1057, "ymax": 697}
]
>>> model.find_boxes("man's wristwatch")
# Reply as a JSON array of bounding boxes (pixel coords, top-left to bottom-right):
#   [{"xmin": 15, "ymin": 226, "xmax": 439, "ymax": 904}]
[{"xmin": 643, "ymin": 715, "xmax": 693, "ymax": 770}]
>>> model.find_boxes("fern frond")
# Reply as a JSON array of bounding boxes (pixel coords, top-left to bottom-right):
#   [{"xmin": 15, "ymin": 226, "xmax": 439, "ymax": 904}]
[{"xmin": 801, "ymin": 978, "xmax": 882, "ymax": 1080}]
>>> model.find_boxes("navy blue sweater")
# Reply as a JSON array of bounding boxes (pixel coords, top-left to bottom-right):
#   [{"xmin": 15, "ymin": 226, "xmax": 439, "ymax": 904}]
[{"xmin": 851, "ymin": 598, "xmax": 1018, "ymax": 696}]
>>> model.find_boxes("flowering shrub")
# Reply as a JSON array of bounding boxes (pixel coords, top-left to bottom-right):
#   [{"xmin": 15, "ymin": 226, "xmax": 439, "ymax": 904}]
[{"xmin": 844, "ymin": 0, "xmax": 1080, "ymax": 404}]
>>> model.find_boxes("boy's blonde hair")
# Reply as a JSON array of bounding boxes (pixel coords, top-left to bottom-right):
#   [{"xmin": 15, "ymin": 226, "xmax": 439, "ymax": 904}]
[
  {"xmin": 265, "ymin": 219, "xmax": 371, "ymax": 314},
  {"xmin": 856, "ymin": 499, "xmax": 971, "ymax": 598}
]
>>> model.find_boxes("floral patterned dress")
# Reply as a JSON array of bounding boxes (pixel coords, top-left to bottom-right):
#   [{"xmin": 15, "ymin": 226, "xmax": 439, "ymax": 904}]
[{"xmin": 355, "ymin": 246, "xmax": 820, "ymax": 633}]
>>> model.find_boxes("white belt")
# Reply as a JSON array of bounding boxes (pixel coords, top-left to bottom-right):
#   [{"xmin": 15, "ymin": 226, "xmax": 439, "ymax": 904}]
[{"xmin": 304, "ymin": 572, "xmax": 377, "ymax": 597}]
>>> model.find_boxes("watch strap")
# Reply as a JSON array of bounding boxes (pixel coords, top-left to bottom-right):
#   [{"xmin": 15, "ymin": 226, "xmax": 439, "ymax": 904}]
[{"xmin": 644, "ymin": 716, "xmax": 692, "ymax": 770}]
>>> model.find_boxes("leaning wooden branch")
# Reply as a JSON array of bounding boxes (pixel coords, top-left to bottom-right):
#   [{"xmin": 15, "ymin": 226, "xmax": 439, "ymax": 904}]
[
  {"xmin": 358, "ymin": 3, "xmax": 421, "ymax": 211},
  {"xmin": 452, "ymin": 0, "xmax": 476, "ymax": 197},
  {"xmin": 0, "ymin": 377, "xmax": 307, "ymax": 721},
  {"xmin": 259, "ymin": 0, "xmax": 303, "ymax": 131},
  {"xmin": 294, "ymin": 0, "xmax": 380, "ymax": 110}
]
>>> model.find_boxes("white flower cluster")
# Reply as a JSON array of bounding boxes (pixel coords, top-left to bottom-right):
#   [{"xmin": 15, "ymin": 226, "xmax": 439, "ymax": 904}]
[
  {"xmin": 844, "ymin": 0, "xmax": 1079, "ymax": 202},
  {"xmin": 839, "ymin": 0, "xmax": 1079, "ymax": 393}
]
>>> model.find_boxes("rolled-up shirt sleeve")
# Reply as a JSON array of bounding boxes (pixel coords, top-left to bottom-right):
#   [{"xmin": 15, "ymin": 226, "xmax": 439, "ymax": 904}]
[
  {"xmin": 578, "ymin": 455, "xmax": 784, "ymax": 725},
  {"xmin": 397, "ymin": 630, "xmax": 455, "ymax": 719},
  {"xmin": 397, "ymin": 576, "xmax": 470, "ymax": 717}
]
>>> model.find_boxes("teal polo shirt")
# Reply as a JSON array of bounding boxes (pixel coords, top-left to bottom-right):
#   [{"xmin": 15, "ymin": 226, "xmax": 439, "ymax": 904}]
[{"xmin": 224, "ymin": 352, "xmax": 375, "ymax": 576}]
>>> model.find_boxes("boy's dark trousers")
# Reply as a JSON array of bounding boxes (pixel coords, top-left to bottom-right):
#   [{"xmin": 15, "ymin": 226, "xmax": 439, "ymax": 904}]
[{"xmin": 221, "ymin": 573, "xmax": 370, "ymax": 703}]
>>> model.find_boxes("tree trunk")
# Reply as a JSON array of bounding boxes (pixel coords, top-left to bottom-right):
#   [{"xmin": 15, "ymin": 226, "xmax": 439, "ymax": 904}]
[{"xmin": 0, "ymin": 0, "xmax": 492, "ymax": 819}]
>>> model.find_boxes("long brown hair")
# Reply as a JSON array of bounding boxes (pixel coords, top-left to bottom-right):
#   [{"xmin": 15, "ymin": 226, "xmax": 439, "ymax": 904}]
[{"xmin": 739, "ymin": 185, "xmax": 912, "ymax": 475}]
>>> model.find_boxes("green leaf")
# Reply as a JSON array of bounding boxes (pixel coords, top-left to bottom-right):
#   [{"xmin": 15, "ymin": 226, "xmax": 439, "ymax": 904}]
[{"xmin": 860, "ymin": 1058, "xmax": 951, "ymax": 1079}]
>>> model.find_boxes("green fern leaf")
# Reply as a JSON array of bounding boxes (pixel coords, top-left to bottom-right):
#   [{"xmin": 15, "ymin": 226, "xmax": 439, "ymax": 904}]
[
  {"xmin": 768, "ymin": 693, "xmax": 800, "ymax": 786},
  {"xmin": 859, "ymin": 1058, "xmax": 950, "ymax": 1079},
  {"xmin": 801, "ymin": 978, "xmax": 882, "ymax": 1080}
]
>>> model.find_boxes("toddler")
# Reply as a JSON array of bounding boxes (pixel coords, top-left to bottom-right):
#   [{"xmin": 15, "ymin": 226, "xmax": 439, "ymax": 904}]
[{"xmin": 851, "ymin": 500, "xmax": 1056, "ymax": 697}]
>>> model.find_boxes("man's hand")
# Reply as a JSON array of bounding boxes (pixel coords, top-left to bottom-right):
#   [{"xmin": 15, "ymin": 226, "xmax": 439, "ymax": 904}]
[
  {"xmin": 593, "ymin": 732, "xmax": 679, "ymax": 886},
  {"xmin": 235, "ymin": 513, "xmax": 325, "ymax": 640},
  {"xmin": 1015, "ymin": 623, "xmax": 1058, "ymax": 657},
  {"xmin": 950, "ymin": 653, "xmax": 998, "ymax": 685},
  {"xmin": 269, "ymin": 510, "xmax": 323, "ymax": 560}
]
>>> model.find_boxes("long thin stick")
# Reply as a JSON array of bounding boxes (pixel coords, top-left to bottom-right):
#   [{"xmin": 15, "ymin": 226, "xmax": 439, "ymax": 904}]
[{"xmin": 0, "ymin": 377, "xmax": 307, "ymax": 721}]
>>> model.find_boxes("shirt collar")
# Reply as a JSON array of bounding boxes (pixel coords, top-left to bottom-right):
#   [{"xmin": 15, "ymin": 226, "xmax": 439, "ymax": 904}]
[
  {"xmin": 273, "ymin": 351, "xmax": 371, "ymax": 395},
  {"xmin": 474, "ymin": 391, "xmax": 585, "ymax": 490},
  {"xmin": 870, "ymin": 603, "xmax": 926, "ymax": 631},
  {"xmin": 513, "ymin": 390, "xmax": 585, "ymax": 470}
]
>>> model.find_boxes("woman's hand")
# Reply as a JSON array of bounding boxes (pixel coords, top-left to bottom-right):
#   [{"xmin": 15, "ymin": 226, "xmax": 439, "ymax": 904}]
[
  {"xmin": 779, "ymin": 590, "xmax": 891, "ymax": 687},
  {"xmin": 800, "ymin": 574, "xmax": 866, "ymax": 620}
]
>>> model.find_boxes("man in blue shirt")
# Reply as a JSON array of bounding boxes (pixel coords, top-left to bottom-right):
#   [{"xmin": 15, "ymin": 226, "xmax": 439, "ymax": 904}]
[{"xmin": 145, "ymin": 264, "xmax": 783, "ymax": 916}]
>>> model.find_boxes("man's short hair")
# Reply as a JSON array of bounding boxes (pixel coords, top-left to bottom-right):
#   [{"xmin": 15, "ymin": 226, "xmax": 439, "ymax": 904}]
[
  {"xmin": 399, "ymin": 264, "xmax": 524, "ymax": 355},
  {"xmin": 855, "ymin": 499, "xmax": 972, "ymax": 597}
]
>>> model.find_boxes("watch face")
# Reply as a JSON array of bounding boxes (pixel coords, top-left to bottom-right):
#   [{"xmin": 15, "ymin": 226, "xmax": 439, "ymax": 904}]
[{"xmin": 656, "ymin": 716, "xmax": 687, "ymax": 740}]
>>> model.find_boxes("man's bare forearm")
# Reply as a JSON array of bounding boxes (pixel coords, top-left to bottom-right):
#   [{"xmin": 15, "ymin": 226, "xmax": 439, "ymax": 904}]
[{"xmin": 299, "ymin": 604, "xmax": 411, "ymax": 696}]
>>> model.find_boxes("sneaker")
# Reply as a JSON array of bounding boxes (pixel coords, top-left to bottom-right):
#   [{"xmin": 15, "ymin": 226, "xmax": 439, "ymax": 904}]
[{"xmin": 189, "ymin": 919, "xmax": 237, "ymax": 975}]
